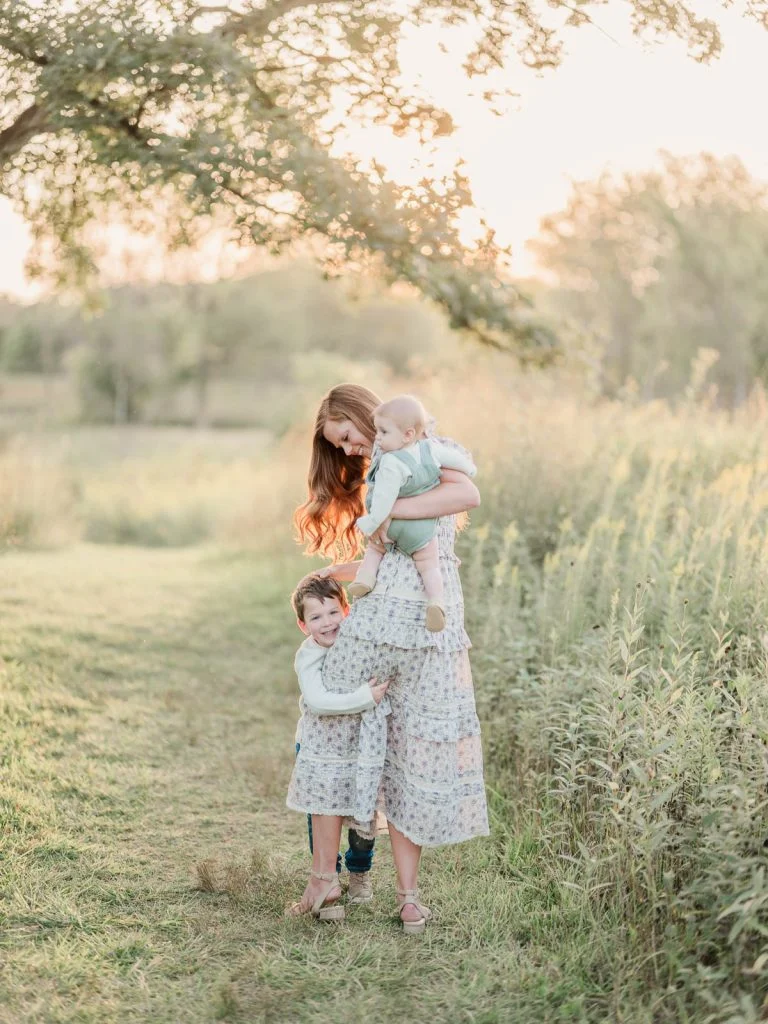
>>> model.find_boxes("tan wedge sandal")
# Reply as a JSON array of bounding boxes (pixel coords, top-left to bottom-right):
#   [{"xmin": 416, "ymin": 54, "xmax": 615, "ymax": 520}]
[
  {"xmin": 396, "ymin": 889, "xmax": 433, "ymax": 935},
  {"xmin": 287, "ymin": 870, "xmax": 345, "ymax": 922}
]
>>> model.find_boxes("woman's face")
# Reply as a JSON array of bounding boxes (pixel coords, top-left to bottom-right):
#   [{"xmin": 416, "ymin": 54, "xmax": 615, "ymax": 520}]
[{"xmin": 323, "ymin": 418, "xmax": 373, "ymax": 459}]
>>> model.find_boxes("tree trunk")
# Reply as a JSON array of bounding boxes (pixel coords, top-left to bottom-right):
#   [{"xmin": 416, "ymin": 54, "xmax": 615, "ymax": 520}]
[
  {"xmin": 40, "ymin": 331, "xmax": 55, "ymax": 424},
  {"xmin": 114, "ymin": 363, "xmax": 129, "ymax": 424},
  {"xmin": 195, "ymin": 353, "xmax": 210, "ymax": 430}
]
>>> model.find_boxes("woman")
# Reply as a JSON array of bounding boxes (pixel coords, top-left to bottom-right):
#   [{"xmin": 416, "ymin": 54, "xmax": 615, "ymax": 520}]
[{"xmin": 287, "ymin": 384, "xmax": 489, "ymax": 932}]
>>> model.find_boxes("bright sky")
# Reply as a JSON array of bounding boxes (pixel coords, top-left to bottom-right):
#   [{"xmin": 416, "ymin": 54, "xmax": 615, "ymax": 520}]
[{"xmin": 2, "ymin": 1, "xmax": 768, "ymax": 297}]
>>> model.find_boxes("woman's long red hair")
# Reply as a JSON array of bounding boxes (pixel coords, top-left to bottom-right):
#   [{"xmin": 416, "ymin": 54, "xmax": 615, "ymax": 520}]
[{"xmin": 294, "ymin": 384, "xmax": 381, "ymax": 560}]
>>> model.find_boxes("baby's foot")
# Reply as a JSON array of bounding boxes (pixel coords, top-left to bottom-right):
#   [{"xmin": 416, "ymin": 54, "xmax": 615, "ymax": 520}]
[
  {"xmin": 425, "ymin": 601, "xmax": 445, "ymax": 632},
  {"xmin": 349, "ymin": 580, "xmax": 373, "ymax": 599}
]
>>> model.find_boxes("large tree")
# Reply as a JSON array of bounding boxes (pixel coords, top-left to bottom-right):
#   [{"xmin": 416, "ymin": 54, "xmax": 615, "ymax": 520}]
[{"xmin": 0, "ymin": 0, "xmax": 754, "ymax": 353}]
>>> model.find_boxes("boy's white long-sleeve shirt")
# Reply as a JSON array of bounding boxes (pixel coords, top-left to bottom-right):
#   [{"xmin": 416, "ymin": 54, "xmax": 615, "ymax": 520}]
[
  {"xmin": 357, "ymin": 439, "xmax": 477, "ymax": 535},
  {"xmin": 294, "ymin": 636, "xmax": 375, "ymax": 715}
]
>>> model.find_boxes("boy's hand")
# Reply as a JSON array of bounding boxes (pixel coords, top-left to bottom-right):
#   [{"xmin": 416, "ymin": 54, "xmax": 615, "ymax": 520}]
[{"xmin": 368, "ymin": 676, "xmax": 390, "ymax": 705}]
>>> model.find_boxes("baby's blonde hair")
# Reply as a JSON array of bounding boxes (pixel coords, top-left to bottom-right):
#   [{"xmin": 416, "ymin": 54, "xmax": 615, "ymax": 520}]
[{"xmin": 374, "ymin": 394, "xmax": 429, "ymax": 435}]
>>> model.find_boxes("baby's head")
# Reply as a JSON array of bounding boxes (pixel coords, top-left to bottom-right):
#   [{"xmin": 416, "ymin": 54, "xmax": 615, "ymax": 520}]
[
  {"xmin": 291, "ymin": 574, "xmax": 349, "ymax": 648},
  {"xmin": 373, "ymin": 395, "xmax": 430, "ymax": 453}
]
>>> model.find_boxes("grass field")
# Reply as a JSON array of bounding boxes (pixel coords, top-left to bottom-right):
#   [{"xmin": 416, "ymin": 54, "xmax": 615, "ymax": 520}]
[
  {"xmin": 1, "ymin": 544, "xmax": 565, "ymax": 1024},
  {"xmin": 4, "ymin": 379, "xmax": 768, "ymax": 1022}
]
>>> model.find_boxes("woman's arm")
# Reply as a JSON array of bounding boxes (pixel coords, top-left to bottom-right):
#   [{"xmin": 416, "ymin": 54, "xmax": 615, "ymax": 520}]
[
  {"xmin": 296, "ymin": 561, "xmax": 362, "ymax": 586},
  {"xmin": 390, "ymin": 469, "xmax": 480, "ymax": 520},
  {"xmin": 325, "ymin": 561, "xmax": 362, "ymax": 583}
]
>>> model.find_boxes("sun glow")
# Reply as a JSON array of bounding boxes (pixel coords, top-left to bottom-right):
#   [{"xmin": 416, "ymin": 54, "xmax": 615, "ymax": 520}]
[{"xmin": 3, "ymin": 3, "xmax": 768, "ymax": 298}]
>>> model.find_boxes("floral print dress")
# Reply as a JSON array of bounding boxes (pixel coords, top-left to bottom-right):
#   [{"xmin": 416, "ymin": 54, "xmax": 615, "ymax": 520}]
[{"xmin": 287, "ymin": 458, "xmax": 489, "ymax": 847}]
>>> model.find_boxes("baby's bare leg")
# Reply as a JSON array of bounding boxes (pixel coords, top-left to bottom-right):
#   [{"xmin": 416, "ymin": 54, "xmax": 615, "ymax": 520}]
[
  {"xmin": 349, "ymin": 540, "xmax": 385, "ymax": 598},
  {"xmin": 412, "ymin": 538, "xmax": 445, "ymax": 632}
]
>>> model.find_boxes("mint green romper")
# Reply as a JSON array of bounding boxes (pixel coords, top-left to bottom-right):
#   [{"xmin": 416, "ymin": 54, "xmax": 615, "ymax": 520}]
[{"xmin": 364, "ymin": 440, "xmax": 441, "ymax": 555}]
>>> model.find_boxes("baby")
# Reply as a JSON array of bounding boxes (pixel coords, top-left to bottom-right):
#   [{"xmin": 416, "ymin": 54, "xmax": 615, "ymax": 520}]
[{"xmin": 350, "ymin": 394, "xmax": 476, "ymax": 632}]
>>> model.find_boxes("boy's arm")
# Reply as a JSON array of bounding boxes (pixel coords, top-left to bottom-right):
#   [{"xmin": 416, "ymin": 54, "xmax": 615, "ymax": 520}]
[
  {"xmin": 356, "ymin": 457, "xmax": 409, "ymax": 535},
  {"xmin": 429, "ymin": 441, "xmax": 477, "ymax": 478},
  {"xmin": 295, "ymin": 644, "xmax": 375, "ymax": 715}
]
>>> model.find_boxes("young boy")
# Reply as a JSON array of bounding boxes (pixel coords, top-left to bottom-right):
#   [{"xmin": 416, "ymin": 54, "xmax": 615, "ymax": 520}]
[{"xmin": 291, "ymin": 574, "xmax": 388, "ymax": 904}]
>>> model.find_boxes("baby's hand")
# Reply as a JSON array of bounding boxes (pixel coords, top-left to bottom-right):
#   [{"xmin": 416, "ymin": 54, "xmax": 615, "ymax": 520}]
[
  {"xmin": 368, "ymin": 676, "xmax": 390, "ymax": 705},
  {"xmin": 356, "ymin": 515, "xmax": 376, "ymax": 537},
  {"xmin": 371, "ymin": 517, "xmax": 393, "ymax": 546}
]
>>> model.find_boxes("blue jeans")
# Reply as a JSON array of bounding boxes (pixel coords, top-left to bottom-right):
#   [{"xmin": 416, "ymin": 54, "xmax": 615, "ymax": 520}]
[{"xmin": 295, "ymin": 743, "xmax": 374, "ymax": 874}]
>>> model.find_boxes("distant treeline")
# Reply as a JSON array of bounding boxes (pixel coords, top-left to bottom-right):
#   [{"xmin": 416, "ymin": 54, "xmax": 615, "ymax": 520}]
[
  {"xmin": 0, "ymin": 263, "xmax": 456, "ymax": 427},
  {"xmin": 4, "ymin": 152, "xmax": 768, "ymax": 420}
]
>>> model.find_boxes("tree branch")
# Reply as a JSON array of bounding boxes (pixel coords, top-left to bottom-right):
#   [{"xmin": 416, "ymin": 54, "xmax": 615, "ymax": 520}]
[
  {"xmin": 189, "ymin": 4, "xmax": 237, "ymax": 19},
  {"xmin": 0, "ymin": 102, "xmax": 50, "ymax": 161},
  {"xmin": 0, "ymin": 2, "xmax": 324, "ymax": 164},
  {"xmin": 217, "ymin": 0, "xmax": 350, "ymax": 39},
  {"xmin": 0, "ymin": 35, "xmax": 50, "ymax": 67}
]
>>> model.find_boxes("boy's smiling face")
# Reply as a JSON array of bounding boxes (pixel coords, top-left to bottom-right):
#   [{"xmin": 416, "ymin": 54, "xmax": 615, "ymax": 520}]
[{"xmin": 298, "ymin": 595, "xmax": 347, "ymax": 648}]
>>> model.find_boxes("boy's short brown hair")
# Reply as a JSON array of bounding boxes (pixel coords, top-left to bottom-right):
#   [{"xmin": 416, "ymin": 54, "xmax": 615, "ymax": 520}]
[{"xmin": 291, "ymin": 574, "xmax": 349, "ymax": 623}]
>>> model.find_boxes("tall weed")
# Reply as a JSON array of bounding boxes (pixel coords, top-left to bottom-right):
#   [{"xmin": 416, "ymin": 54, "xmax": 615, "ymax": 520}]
[{"xmin": 462, "ymin": 394, "xmax": 768, "ymax": 1020}]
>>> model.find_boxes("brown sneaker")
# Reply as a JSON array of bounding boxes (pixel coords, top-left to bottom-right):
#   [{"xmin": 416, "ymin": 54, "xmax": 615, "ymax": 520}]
[{"xmin": 347, "ymin": 871, "xmax": 373, "ymax": 905}]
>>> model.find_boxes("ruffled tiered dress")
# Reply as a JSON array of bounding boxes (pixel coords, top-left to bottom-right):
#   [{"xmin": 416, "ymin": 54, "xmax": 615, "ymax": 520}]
[{"xmin": 287, "ymin": 490, "xmax": 489, "ymax": 847}]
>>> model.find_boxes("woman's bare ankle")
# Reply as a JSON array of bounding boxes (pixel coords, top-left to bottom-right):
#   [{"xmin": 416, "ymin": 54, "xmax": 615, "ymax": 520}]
[
  {"xmin": 304, "ymin": 873, "xmax": 341, "ymax": 903},
  {"xmin": 399, "ymin": 902, "xmax": 422, "ymax": 922}
]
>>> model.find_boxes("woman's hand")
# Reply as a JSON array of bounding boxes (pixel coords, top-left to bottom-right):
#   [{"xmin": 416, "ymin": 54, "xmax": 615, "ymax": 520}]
[
  {"xmin": 368, "ymin": 676, "xmax": 390, "ymax": 705},
  {"xmin": 298, "ymin": 562, "xmax": 362, "ymax": 585},
  {"xmin": 295, "ymin": 566, "xmax": 333, "ymax": 591}
]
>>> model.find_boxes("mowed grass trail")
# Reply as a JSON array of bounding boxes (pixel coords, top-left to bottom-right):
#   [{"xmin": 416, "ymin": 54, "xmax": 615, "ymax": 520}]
[
  {"xmin": 2, "ymin": 545, "xmax": 302, "ymax": 1022},
  {"xmin": 1, "ymin": 546, "xmax": 565, "ymax": 1024}
]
